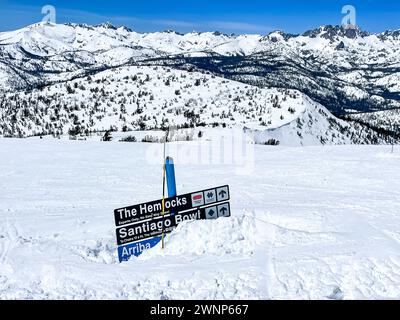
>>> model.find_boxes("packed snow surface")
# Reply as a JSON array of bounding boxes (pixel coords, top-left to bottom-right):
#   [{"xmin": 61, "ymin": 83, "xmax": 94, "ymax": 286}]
[{"xmin": 1, "ymin": 138, "xmax": 400, "ymax": 299}]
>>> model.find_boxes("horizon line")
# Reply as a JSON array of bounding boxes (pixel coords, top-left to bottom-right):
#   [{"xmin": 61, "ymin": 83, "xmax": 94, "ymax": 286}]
[{"xmin": 1, "ymin": 21, "xmax": 400, "ymax": 36}]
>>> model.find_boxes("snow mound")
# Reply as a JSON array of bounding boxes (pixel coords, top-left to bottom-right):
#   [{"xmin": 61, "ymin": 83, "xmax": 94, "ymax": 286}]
[{"xmin": 139, "ymin": 215, "xmax": 259, "ymax": 260}]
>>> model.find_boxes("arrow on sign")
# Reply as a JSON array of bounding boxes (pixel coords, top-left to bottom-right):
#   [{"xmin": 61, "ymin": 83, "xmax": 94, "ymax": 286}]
[
  {"xmin": 219, "ymin": 190, "xmax": 227, "ymax": 198},
  {"xmin": 220, "ymin": 207, "xmax": 228, "ymax": 216}
]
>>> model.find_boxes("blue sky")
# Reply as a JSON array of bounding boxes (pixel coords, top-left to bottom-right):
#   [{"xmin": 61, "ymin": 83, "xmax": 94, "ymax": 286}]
[{"xmin": 0, "ymin": 0, "xmax": 399, "ymax": 34}]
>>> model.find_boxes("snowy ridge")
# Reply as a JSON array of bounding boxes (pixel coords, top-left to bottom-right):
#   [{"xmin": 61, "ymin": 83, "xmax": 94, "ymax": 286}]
[
  {"xmin": 2, "ymin": 23, "xmax": 400, "ymax": 60},
  {"xmin": 347, "ymin": 109, "xmax": 400, "ymax": 133},
  {"xmin": 0, "ymin": 65, "xmax": 391, "ymax": 145},
  {"xmin": 250, "ymin": 100, "xmax": 388, "ymax": 146}
]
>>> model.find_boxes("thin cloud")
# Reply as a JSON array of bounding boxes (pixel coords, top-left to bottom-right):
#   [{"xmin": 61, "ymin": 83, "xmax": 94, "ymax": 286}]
[
  {"xmin": 207, "ymin": 21, "xmax": 273, "ymax": 33},
  {"xmin": 0, "ymin": 5, "xmax": 274, "ymax": 34},
  {"xmin": 147, "ymin": 19, "xmax": 273, "ymax": 34},
  {"xmin": 151, "ymin": 19, "xmax": 197, "ymax": 29}
]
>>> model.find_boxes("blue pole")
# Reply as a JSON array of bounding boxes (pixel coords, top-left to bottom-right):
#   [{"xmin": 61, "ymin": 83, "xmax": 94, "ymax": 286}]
[
  {"xmin": 120, "ymin": 156, "xmax": 177, "ymax": 260},
  {"xmin": 143, "ymin": 157, "xmax": 175, "ymax": 254},
  {"xmin": 165, "ymin": 157, "xmax": 177, "ymax": 199}
]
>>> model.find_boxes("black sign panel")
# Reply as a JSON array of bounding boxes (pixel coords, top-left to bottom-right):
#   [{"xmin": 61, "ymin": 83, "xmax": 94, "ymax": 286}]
[
  {"xmin": 116, "ymin": 202, "xmax": 231, "ymax": 246},
  {"xmin": 114, "ymin": 185, "xmax": 230, "ymax": 227}
]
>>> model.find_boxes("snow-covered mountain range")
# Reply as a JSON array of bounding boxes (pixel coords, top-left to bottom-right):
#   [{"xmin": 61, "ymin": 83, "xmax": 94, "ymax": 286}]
[{"xmin": 0, "ymin": 22, "xmax": 399, "ymax": 144}]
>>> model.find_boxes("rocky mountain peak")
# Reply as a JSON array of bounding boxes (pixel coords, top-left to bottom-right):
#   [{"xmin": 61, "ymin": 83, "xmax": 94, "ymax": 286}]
[{"xmin": 302, "ymin": 25, "xmax": 369, "ymax": 41}]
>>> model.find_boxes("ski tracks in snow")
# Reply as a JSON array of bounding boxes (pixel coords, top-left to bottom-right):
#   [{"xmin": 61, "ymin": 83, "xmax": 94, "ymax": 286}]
[
  {"xmin": 0, "ymin": 215, "xmax": 19, "ymax": 296},
  {"xmin": 240, "ymin": 209, "xmax": 279, "ymax": 299},
  {"xmin": 253, "ymin": 205, "xmax": 400, "ymax": 300},
  {"xmin": 0, "ymin": 216, "xmax": 19, "ymax": 264}
]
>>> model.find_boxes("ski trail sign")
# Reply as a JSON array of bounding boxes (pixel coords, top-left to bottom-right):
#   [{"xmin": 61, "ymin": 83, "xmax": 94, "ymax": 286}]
[
  {"xmin": 114, "ymin": 186, "xmax": 231, "ymax": 262},
  {"xmin": 114, "ymin": 185, "xmax": 230, "ymax": 226},
  {"xmin": 116, "ymin": 202, "xmax": 231, "ymax": 245}
]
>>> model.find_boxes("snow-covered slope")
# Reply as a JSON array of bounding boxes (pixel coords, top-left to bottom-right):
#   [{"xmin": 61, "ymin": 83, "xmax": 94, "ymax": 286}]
[
  {"xmin": 0, "ymin": 65, "xmax": 390, "ymax": 145},
  {"xmin": 250, "ymin": 102, "xmax": 387, "ymax": 146},
  {"xmin": 1, "ymin": 138, "xmax": 399, "ymax": 299},
  {"xmin": 347, "ymin": 109, "xmax": 400, "ymax": 133}
]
